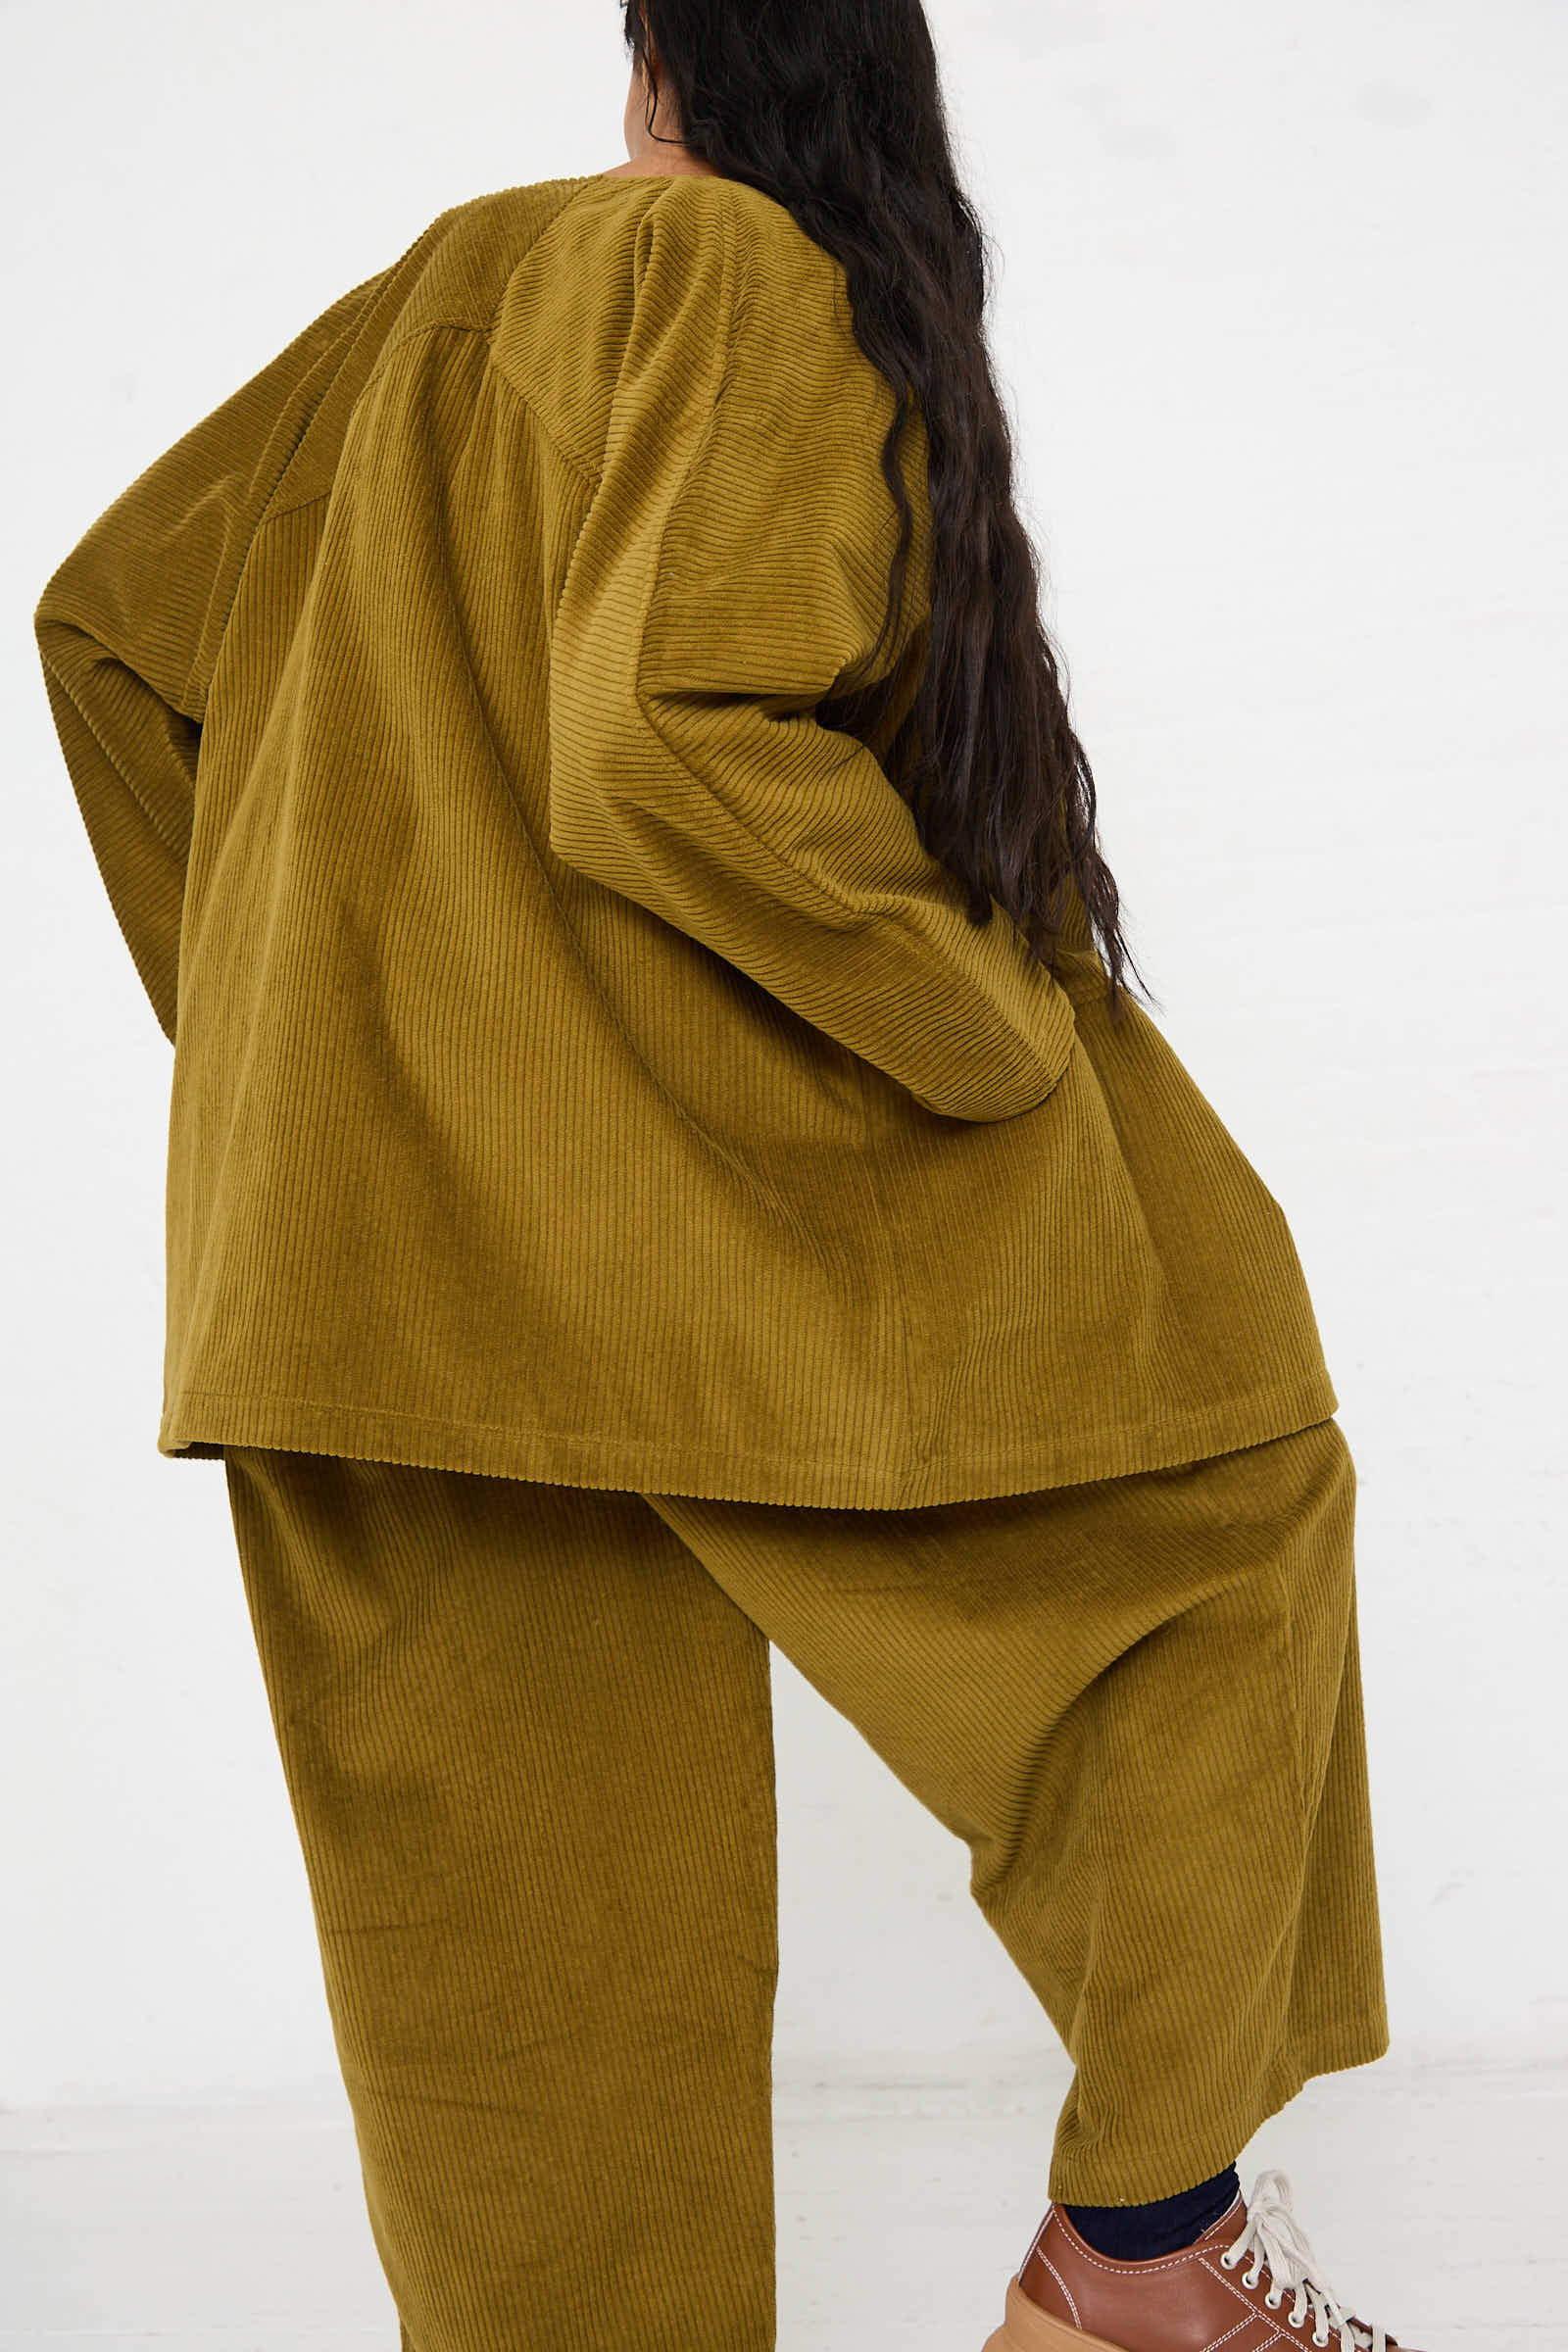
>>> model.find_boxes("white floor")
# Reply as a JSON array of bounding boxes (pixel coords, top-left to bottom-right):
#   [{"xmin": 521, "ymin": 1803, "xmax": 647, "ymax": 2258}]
[{"xmin": 1, "ymin": 2051, "xmax": 1560, "ymax": 2350}]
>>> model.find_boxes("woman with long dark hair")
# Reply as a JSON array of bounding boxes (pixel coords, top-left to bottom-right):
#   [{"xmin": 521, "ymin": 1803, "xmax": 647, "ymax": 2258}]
[{"xmin": 34, "ymin": 4, "xmax": 1418, "ymax": 2347}]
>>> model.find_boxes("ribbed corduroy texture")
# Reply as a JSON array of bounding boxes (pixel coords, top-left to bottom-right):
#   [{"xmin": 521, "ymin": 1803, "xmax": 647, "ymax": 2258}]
[
  {"xmin": 223, "ymin": 1415, "xmax": 1389, "ymax": 2350},
  {"xmin": 35, "ymin": 170, "xmax": 1339, "ymax": 1505}
]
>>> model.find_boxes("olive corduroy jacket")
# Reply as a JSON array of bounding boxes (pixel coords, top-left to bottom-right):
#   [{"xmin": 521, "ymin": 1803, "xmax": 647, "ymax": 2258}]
[{"xmin": 33, "ymin": 169, "xmax": 1338, "ymax": 1507}]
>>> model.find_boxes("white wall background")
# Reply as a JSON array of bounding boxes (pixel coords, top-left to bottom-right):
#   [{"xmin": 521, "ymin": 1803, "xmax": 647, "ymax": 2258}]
[{"xmin": 4, "ymin": 0, "xmax": 1564, "ymax": 2111}]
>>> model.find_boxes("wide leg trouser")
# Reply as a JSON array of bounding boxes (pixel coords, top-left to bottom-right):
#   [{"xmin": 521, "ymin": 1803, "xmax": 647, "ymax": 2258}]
[{"xmin": 220, "ymin": 1414, "xmax": 1390, "ymax": 2352}]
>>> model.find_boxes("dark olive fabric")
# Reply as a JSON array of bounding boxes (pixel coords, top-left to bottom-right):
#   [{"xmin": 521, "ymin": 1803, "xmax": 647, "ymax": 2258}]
[
  {"xmin": 35, "ymin": 172, "xmax": 1338, "ymax": 1503},
  {"xmin": 221, "ymin": 1416, "xmax": 1389, "ymax": 2345}
]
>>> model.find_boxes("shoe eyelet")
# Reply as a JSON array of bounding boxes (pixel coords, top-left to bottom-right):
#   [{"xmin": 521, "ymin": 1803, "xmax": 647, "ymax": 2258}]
[
  {"xmin": 1264, "ymin": 2291, "xmax": 1282, "ymax": 2309},
  {"xmin": 1244, "ymin": 2267, "xmax": 1262, "ymax": 2290},
  {"xmin": 1219, "ymin": 2252, "xmax": 1238, "ymax": 2270}
]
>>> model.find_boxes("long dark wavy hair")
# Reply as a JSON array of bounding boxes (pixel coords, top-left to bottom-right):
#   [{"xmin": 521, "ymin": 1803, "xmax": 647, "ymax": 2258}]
[{"xmin": 621, "ymin": 0, "xmax": 1153, "ymax": 1023}]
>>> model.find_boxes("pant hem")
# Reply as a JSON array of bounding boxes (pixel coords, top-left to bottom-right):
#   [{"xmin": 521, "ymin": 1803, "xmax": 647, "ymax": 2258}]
[{"xmin": 1044, "ymin": 2012, "xmax": 1394, "ymax": 2206}]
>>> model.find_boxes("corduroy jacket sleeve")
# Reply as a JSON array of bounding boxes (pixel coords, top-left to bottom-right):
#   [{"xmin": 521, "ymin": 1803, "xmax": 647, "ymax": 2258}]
[
  {"xmin": 32, "ymin": 270, "xmax": 387, "ymax": 1044},
  {"xmin": 547, "ymin": 193, "xmax": 1077, "ymax": 1123}
]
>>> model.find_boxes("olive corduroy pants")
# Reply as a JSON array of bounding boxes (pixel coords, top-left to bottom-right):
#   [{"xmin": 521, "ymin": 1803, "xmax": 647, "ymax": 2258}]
[{"xmin": 220, "ymin": 1413, "xmax": 1390, "ymax": 2352}]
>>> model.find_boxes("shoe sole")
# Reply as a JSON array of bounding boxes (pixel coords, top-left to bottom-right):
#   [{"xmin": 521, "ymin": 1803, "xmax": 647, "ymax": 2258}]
[{"xmin": 982, "ymin": 2273, "xmax": 1129, "ymax": 2352}]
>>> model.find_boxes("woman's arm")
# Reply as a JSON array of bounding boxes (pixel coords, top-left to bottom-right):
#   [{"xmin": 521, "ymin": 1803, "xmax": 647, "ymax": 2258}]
[
  {"xmin": 32, "ymin": 270, "xmax": 387, "ymax": 1042},
  {"xmin": 547, "ymin": 191, "xmax": 1076, "ymax": 1123}
]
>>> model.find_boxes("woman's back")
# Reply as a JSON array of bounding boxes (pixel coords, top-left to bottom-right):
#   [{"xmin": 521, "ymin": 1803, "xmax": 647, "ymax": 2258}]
[{"xmin": 34, "ymin": 170, "xmax": 1337, "ymax": 1503}]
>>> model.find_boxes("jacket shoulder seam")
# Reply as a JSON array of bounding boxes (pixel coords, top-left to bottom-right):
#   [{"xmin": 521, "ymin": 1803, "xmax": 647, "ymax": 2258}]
[
  {"xmin": 481, "ymin": 351, "xmax": 607, "ymax": 493},
  {"xmin": 637, "ymin": 198, "xmax": 744, "ymax": 632}
]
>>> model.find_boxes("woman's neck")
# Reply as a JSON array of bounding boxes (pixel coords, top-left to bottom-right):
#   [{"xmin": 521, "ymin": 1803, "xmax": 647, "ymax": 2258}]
[{"xmin": 599, "ymin": 148, "xmax": 721, "ymax": 179}]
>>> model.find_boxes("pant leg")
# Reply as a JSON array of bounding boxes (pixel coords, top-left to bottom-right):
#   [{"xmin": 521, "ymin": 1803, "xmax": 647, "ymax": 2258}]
[
  {"xmin": 222, "ymin": 1446, "xmax": 780, "ymax": 2352},
  {"xmin": 644, "ymin": 1414, "xmax": 1391, "ymax": 2206}
]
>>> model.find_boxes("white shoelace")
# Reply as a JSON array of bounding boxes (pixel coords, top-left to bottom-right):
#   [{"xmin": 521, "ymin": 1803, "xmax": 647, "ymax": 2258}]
[{"xmin": 1219, "ymin": 2167, "xmax": 1390, "ymax": 2351}]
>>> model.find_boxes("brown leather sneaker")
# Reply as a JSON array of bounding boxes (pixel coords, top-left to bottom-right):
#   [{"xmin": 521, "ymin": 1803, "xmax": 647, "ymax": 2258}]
[{"xmin": 980, "ymin": 2165, "xmax": 1427, "ymax": 2350}]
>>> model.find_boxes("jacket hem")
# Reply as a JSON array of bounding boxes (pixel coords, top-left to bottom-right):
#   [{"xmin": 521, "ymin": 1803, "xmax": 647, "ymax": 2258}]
[{"xmin": 157, "ymin": 1368, "xmax": 1342, "ymax": 1509}]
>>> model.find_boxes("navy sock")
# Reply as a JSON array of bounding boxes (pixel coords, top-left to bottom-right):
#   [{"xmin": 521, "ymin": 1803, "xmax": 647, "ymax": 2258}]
[{"xmin": 1061, "ymin": 2163, "xmax": 1241, "ymax": 2261}]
